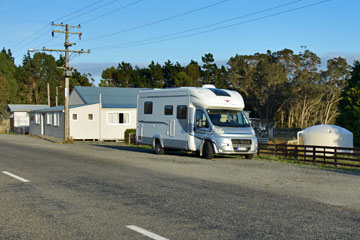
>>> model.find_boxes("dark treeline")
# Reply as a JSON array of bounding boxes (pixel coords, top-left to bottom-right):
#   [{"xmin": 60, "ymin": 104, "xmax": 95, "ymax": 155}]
[
  {"xmin": 0, "ymin": 49, "xmax": 93, "ymax": 118},
  {"xmin": 1, "ymin": 47, "xmax": 359, "ymax": 144}
]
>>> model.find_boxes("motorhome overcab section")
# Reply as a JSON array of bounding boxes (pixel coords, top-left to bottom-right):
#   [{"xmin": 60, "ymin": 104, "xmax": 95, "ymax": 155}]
[{"xmin": 136, "ymin": 85, "xmax": 258, "ymax": 159}]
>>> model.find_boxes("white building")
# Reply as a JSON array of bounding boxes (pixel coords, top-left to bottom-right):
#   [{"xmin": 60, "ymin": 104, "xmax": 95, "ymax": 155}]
[
  {"xmin": 7, "ymin": 104, "xmax": 48, "ymax": 133},
  {"xmin": 29, "ymin": 86, "xmax": 146, "ymax": 141}
]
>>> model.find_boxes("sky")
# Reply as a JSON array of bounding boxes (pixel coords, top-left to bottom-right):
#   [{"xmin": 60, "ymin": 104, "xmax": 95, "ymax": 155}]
[{"xmin": 1, "ymin": 0, "xmax": 359, "ymax": 86}]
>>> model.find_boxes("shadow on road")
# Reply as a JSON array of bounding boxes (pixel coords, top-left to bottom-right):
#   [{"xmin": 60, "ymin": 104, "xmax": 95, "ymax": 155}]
[
  {"xmin": 92, "ymin": 143, "xmax": 240, "ymax": 160},
  {"xmin": 92, "ymin": 144, "xmax": 153, "ymax": 154}
]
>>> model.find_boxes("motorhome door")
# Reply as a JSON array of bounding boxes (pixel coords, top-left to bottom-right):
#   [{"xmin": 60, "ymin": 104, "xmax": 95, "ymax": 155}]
[{"xmin": 194, "ymin": 109, "xmax": 211, "ymax": 150}]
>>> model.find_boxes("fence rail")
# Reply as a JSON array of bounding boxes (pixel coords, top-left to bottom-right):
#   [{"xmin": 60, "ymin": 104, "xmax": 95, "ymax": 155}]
[{"xmin": 258, "ymin": 143, "xmax": 360, "ymax": 169}]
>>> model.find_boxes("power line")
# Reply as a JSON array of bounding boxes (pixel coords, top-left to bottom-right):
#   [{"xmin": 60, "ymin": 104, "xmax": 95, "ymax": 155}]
[
  {"xmin": 62, "ymin": 0, "xmax": 121, "ymax": 23},
  {"xmin": 11, "ymin": 0, "xmax": 105, "ymax": 56},
  {"xmin": 53, "ymin": 0, "xmax": 105, "ymax": 23},
  {"xmin": 80, "ymin": 0, "xmax": 144, "ymax": 25},
  {"xmin": 82, "ymin": 0, "xmax": 231, "ymax": 43},
  {"xmin": 92, "ymin": 0, "xmax": 331, "ymax": 51},
  {"xmin": 93, "ymin": 0, "xmax": 304, "ymax": 50}
]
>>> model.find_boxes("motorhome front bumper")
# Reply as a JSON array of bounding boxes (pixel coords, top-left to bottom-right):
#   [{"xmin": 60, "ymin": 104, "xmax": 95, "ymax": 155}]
[{"xmin": 213, "ymin": 136, "xmax": 258, "ymax": 154}]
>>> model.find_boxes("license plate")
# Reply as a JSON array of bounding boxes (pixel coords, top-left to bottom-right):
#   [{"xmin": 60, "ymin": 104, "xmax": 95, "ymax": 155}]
[{"xmin": 236, "ymin": 147, "xmax": 247, "ymax": 151}]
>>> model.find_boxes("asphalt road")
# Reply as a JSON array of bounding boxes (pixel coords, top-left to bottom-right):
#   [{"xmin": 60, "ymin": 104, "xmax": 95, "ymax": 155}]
[{"xmin": 0, "ymin": 135, "xmax": 359, "ymax": 239}]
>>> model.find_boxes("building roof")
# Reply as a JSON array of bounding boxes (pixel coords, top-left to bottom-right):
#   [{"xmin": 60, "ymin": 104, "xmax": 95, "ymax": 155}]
[
  {"xmin": 73, "ymin": 86, "xmax": 149, "ymax": 108},
  {"xmin": 7, "ymin": 104, "xmax": 49, "ymax": 112},
  {"xmin": 29, "ymin": 105, "xmax": 86, "ymax": 113}
]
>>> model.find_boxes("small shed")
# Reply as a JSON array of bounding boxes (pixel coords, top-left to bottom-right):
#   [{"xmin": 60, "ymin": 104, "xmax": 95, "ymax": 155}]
[{"xmin": 7, "ymin": 104, "xmax": 48, "ymax": 133}]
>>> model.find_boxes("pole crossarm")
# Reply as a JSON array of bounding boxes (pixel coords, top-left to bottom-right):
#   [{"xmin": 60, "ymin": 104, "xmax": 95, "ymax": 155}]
[
  {"xmin": 53, "ymin": 30, "xmax": 82, "ymax": 35},
  {"xmin": 51, "ymin": 23, "xmax": 80, "ymax": 28},
  {"xmin": 42, "ymin": 48, "xmax": 90, "ymax": 53}
]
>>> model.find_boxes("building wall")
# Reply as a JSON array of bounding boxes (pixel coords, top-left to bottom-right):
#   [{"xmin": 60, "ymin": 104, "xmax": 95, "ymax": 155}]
[
  {"xmin": 30, "ymin": 111, "xmax": 65, "ymax": 139},
  {"xmin": 29, "ymin": 105, "xmax": 137, "ymax": 141},
  {"xmin": 44, "ymin": 112, "xmax": 65, "ymax": 139},
  {"xmin": 70, "ymin": 104, "xmax": 100, "ymax": 140},
  {"xmin": 29, "ymin": 112, "xmax": 41, "ymax": 136},
  {"xmin": 100, "ymin": 108, "xmax": 137, "ymax": 140}
]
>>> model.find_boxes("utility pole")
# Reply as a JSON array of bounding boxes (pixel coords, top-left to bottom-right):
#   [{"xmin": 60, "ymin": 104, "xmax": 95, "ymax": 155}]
[
  {"xmin": 29, "ymin": 23, "xmax": 90, "ymax": 141},
  {"xmin": 47, "ymin": 82, "xmax": 50, "ymax": 107},
  {"xmin": 56, "ymin": 86, "xmax": 62, "ymax": 107}
]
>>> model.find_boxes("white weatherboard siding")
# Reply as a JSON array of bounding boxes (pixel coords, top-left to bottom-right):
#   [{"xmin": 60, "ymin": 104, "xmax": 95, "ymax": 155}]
[
  {"xmin": 70, "ymin": 104, "xmax": 100, "ymax": 140},
  {"xmin": 100, "ymin": 108, "xmax": 137, "ymax": 140}
]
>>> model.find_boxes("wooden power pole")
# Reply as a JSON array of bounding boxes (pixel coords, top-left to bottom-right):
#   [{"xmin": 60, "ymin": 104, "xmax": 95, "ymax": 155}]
[{"xmin": 29, "ymin": 23, "xmax": 90, "ymax": 141}]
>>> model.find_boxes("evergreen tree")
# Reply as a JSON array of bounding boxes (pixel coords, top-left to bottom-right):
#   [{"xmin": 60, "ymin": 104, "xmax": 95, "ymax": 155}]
[
  {"xmin": 337, "ymin": 61, "xmax": 360, "ymax": 146},
  {"xmin": 0, "ymin": 48, "xmax": 18, "ymax": 116},
  {"xmin": 201, "ymin": 53, "xmax": 218, "ymax": 85}
]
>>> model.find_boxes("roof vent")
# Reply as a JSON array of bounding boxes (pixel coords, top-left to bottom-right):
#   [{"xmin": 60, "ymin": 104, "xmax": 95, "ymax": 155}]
[{"xmin": 202, "ymin": 84, "xmax": 216, "ymax": 89}]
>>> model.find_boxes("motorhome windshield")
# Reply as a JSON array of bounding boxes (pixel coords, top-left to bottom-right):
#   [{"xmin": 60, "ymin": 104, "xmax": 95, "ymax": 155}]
[{"xmin": 207, "ymin": 109, "xmax": 250, "ymax": 128}]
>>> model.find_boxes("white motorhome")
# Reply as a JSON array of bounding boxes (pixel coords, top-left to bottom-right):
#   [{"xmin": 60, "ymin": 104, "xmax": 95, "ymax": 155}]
[{"xmin": 136, "ymin": 85, "xmax": 258, "ymax": 159}]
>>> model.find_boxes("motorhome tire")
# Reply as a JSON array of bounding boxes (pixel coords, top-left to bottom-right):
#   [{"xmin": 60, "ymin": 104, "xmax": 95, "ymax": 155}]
[
  {"xmin": 245, "ymin": 154, "xmax": 253, "ymax": 159},
  {"xmin": 203, "ymin": 141, "xmax": 214, "ymax": 159},
  {"xmin": 154, "ymin": 139, "xmax": 165, "ymax": 154}
]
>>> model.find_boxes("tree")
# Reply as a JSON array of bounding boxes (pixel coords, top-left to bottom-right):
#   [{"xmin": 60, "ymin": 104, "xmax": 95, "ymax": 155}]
[
  {"xmin": 100, "ymin": 66, "xmax": 117, "ymax": 87},
  {"xmin": 185, "ymin": 60, "xmax": 201, "ymax": 87},
  {"xmin": 227, "ymin": 51, "xmax": 288, "ymax": 120},
  {"xmin": 319, "ymin": 57, "xmax": 351, "ymax": 124},
  {"xmin": 337, "ymin": 60, "xmax": 360, "ymax": 146},
  {"xmin": 0, "ymin": 48, "xmax": 18, "ymax": 116},
  {"xmin": 147, "ymin": 61, "xmax": 163, "ymax": 88},
  {"xmin": 162, "ymin": 60, "xmax": 177, "ymax": 88},
  {"xmin": 201, "ymin": 53, "xmax": 218, "ymax": 84},
  {"xmin": 17, "ymin": 52, "xmax": 63, "ymax": 105}
]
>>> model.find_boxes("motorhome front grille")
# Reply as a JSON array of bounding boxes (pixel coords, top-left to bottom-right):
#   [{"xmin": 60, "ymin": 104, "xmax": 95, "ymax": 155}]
[
  {"xmin": 231, "ymin": 139, "xmax": 252, "ymax": 145},
  {"xmin": 231, "ymin": 139, "xmax": 252, "ymax": 152}
]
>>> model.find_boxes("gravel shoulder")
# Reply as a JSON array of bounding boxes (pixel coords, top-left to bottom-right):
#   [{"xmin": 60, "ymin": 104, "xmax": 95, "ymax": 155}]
[{"xmin": 2, "ymin": 134, "xmax": 360, "ymax": 209}]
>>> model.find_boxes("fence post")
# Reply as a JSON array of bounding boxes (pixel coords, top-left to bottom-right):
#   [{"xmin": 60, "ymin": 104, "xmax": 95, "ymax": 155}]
[
  {"xmin": 275, "ymin": 144, "xmax": 278, "ymax": 157},
  {"xmin": 295, "ymin": 145, "xmax": 298, "ymax": 160},
  {"xmin": 313, "ymin": 146, "xmax": 316, "ymax": 164},
  {"xmin": 334, "ymin": 148, "xmax": 337, "ymax": 167},
  {"xmin": 257, "ymin": 144, "xmax": 260, "ymax": 156}
]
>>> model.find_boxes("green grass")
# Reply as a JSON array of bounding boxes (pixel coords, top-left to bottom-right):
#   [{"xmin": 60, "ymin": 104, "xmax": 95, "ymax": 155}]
[{"xmin": 256, "ymin": 154, "xmax": 360, "ymax": 173}]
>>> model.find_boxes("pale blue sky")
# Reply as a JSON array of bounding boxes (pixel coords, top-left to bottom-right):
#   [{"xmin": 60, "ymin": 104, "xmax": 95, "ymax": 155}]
[{"xmin": 1, "ymin": 0, "xmax": 359, "ymax": 85}]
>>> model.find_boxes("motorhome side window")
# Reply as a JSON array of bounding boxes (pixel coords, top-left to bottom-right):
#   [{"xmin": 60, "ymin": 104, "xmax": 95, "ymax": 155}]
[
  {"xmin": 164, "ymin": 105, "xmax": 173, "ymax": 115},
  {"xmin": 195, "ymin": 109, "xmax": 209, "ymax": 128},
  {"xmin": 144, "ymin": 101, "xmax": 153, "ymax": 114},
  {"xmin": 177, "ymin": 105, "xmax": 187, "ymax": 119}
]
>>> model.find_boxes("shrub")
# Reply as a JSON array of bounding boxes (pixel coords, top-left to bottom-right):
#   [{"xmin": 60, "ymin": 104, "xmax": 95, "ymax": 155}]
[{"xmin": 124, "ymin": 128, "xmax": 136, "ymax": 144}]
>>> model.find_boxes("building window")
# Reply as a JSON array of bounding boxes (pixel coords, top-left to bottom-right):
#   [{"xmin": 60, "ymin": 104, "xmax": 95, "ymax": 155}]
[
  {"xmin": 35, "ymin": 113, "xmax": 40, "ymax": 125},
  {"xmin": 72, "ymin": 113, "xmax": 78, "ymax": 121},
  {"xmin": 177, "ymin": 105, "xmax": 188, "ymax": 119},
  {"xmin": 144, "ymin": 101, "xmax": 153, "ymax": 114},
  {"xmin": 107, "ymin": 112, "xmax": 130, "ymax": 125},
  {"xmin": 88, "ymin": 114, "xmax": 93, "ymax": 120},
  {"xmin": 164, "ymin": 105, "xmax": 173, "ymax": 115},
  {"xmin": 46, "ymin": 113, "xmax": 52, "ymax": 125},
  {"xmin": 53, "ymin": 113, "xmax": 60, "ymax": 126}
]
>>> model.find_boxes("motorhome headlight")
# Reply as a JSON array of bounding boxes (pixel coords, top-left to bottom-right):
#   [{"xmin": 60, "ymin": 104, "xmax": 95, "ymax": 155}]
[
  {"xmin": 251, "ymin": 128, "xmax": 256, "ymax": 136},
  {"xmin": 212, "ymin": 126, "xmax": 224, "ymax": 135}
]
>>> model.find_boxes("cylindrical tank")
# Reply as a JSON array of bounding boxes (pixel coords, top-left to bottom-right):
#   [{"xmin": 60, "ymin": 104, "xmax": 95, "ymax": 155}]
[{"xmin": 297, "ymin": 124, "xmax": 353, "ymax": 148}]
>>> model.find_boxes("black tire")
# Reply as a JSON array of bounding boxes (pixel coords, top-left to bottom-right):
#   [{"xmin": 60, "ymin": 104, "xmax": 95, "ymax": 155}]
[
  {"xmin": 203, "ymin": 141, "xmax": 214, "ymax": 159},
  {"xmin": 245, "ymin": 154, "xmax": 253, "ymax": 159},
  {"xmin": 154, "ymin": 139, "xmax": 165, "ymax": 154}
]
